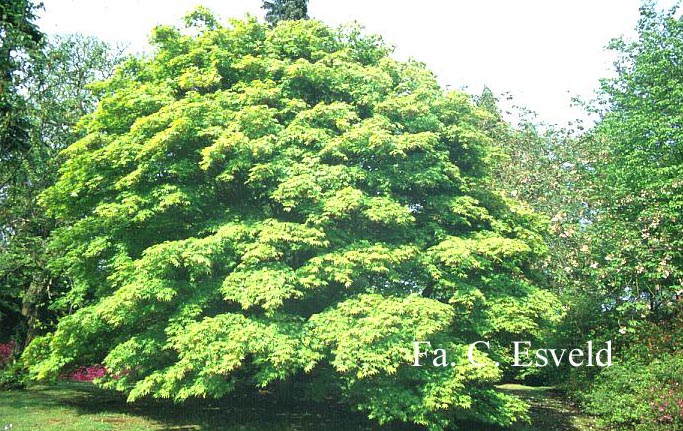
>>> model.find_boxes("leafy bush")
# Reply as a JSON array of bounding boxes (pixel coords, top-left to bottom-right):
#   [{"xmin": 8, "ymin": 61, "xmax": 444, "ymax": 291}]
[
  {"xmin": 0, "ymin": 342, "xmax": 26, "ymax": 389},
  {"xmin": 584, "ymin": 353, "xmax": 683, "ymax": 431}
]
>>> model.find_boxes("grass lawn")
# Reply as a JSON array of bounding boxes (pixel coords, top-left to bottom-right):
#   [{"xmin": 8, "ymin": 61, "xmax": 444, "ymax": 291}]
[{"xmin": 0, "ymin": 382, "xmax": 598, "ymax": 431}]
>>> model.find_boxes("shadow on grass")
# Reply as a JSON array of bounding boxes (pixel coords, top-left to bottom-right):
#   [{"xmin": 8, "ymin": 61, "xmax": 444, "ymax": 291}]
[
  {"xmin": 35, "ymin": 382, "xmax": 418, "ymax": 431},
  {"xmin": 1, "ymin": 382, "xmax": 594, "ymax": 431}
]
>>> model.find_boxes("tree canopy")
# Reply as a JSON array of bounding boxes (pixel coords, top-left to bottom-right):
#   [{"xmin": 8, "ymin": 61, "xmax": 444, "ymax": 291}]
[{"xmin": 24, "ymin": 13, "xmax": 561, "ymax": 430}]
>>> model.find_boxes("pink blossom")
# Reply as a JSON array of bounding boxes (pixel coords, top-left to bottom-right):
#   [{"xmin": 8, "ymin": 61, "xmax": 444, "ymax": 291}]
[
  {"xmin": 0, "ymin": 342, "xmax": 16, "ymax": 366},
  {"xmin": 64, "ymin": 365, "xmax": 107, "ymax": 382}
]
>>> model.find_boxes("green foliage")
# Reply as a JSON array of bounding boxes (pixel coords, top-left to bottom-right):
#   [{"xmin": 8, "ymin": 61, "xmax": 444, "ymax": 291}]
[
  {"xmin": 0, "ymin": 360, "xmax": 28, "ymax": 390},
  {"xmin": 25, "ymin": 11, "xmax": 559, "ymax": 430},
  {"xmin": 552, "ymin": 4, "xmax": 683, "ymax": 429},
  {"xmin": 578, "ymin": 312, "xmax": 683, "ymax": 430}
]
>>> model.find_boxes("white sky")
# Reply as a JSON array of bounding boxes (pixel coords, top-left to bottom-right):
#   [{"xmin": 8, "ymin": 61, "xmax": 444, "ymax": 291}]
[{"xmin": 36, "ymin": 0, "xmax": 674, "ymax": 127}]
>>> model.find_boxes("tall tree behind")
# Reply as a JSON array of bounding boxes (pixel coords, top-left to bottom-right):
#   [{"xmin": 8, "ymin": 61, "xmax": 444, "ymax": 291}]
[
  {"xmin": 578, "ymin": 5, "xmax": 683, "ymax": 429},
  {"xmin": 479, "ymin": 89, "xmax": 601, "ymax": 384},
  {"xmin": 478, "ymin": 90, "xmax": 595, "ymax": 293},
  {"xmin": 585, "ymin": 2, "xmax": 683, "ymax": 326},
  {"xmin": 0, "ymin": 0, "xmax": 43, "ymax": 164},
  {"xmin": 0, "ymin": 0, "xmax": 44, "ymax": 345},
  {"xmin": 0, "ymin": 35, "xmax": 125, "ymax": 345},
  {"xmin": 262, "ymin": 0, "xmax": 308, "ymax": 26}
]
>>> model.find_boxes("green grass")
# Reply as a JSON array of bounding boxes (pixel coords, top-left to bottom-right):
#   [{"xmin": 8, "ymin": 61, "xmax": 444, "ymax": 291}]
[
  {"xmin": 0, "ymin": 384, "xmax": 155, "ymax": 431},
  {"xmin": 0, "ymin": 382, "xmax": 599, "ymax": 431}
]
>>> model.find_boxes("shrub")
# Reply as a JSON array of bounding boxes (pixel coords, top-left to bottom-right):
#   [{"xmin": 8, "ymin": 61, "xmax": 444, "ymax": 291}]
[
  {"xmin": 0, "ymin": 342, "xmax": 26, "ymax": 389},
  {"xmin": 63, "ymin": 365, "xmax": 107, "ymax": 382},
  {"xmin": 583, "ymin": 353, "xmax": 683, "ymax": 431},
  {"xmin": 0, "ymin": 342, "xmax": 15, "ymax": 367}
]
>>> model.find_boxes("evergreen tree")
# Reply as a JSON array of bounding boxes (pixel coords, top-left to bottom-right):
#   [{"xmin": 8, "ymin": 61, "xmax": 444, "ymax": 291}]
[
  {"xmin": 0, "ymin": 0, "xmax": 43, "ymax": 164},
  {"xmin": 262, "ymin": 0, "xmax": 309, "ymax": 26}
]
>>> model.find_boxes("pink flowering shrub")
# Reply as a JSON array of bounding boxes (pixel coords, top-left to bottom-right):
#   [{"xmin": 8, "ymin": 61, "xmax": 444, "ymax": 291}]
[
  {"xmin": 0, "ymin": 342, "xmax": 16, "ymax": 367},
  {"xmin": 585, "ymin": 353, "xmax": 683, "ymax": 431},
  {"xmin": 64, "ymin": 365, "xmax": 107, "ymax": 382},
  {"xmin": 650, "ymin": 385, "xmax": 683, "ymax": 427},
  {"xmin": 0, "ymin": 342, "xmax": 25, "ymax": 389}
]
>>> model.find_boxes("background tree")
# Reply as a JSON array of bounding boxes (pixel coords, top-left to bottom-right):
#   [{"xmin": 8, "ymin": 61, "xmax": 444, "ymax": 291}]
[
  {"xmin": 551, "ymin": 3, "xmax": 683, "ymax": 429},
  {"xmin": 477, "ymin": 89, "xmax": 601, "ymax": 383},
  {"xmin": 585, "ymin": 2, "xmax": 683, "ymax": 326},
  {"xmin": 465, "ymin": 4, "xmax": 683, "ymax": 427},
  {"xmin": 0, "ymin": 0, "xmax": 45, "ymax": 344},
  {"xmin": 0, "ymin": 0, "xmax": 43, "ymax": 162},
  {"xmin": 0, "ymin": 34, "xmax": 125, "ymax": 346},
  {"xmin": 262, "ymin": 0, "xmax": 309, "ymax": 26},
  {"xmin": 25, "ymin": 12, "xmax": 560, "ymax": 430}
]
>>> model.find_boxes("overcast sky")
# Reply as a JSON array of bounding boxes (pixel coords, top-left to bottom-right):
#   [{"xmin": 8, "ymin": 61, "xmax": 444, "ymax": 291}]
[{"xmin": 36, "ymin": 1, "xmax": 673, "ymax": 126}]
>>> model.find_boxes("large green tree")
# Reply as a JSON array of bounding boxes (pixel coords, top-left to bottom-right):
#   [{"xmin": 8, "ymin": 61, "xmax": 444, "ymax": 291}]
[{"xmin": 26, "ymin": 13, "xmax": 560, "ymax": 430}]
